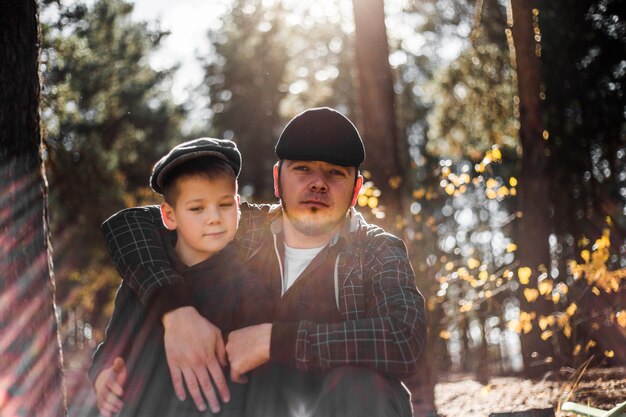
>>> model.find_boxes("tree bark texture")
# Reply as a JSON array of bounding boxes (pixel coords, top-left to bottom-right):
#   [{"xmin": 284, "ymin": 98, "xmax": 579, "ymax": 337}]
[
  {"xmin": 352, "ymin": 2, "xmax": 436, "ymax": 415},
  {"xmin": 509, "ymin": 0, "xmax": 555, "ymax": 377},
  {"xmin": 352, "ymin": 0, "xmax": 405, "ymax": 232},
  {"xmin": 0, "ymin": 1, "xmax": 67, "ymax": 415}
]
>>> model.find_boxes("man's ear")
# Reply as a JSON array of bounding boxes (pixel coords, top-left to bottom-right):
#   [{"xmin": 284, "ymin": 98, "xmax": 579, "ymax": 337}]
[
  {"xmin": 160, "ymin": 203, "xmax": 177, "ymax": 230},
  {"xmin": 236, "ymin": 194, "xmax": 242, "ymax": 222},
  {"xmin": 273, "ymin": 163, "xmax": 280, "ymax": 198},
  {"xmin": 350, "ymin": 175, "xmax": 364, "ymax": 208}
]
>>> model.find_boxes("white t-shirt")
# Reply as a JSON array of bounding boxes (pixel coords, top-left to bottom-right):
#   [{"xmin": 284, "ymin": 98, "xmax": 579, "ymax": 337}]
[{"xmin": 283, "ymin": 243, "xmax": 325, "ymax": 292}]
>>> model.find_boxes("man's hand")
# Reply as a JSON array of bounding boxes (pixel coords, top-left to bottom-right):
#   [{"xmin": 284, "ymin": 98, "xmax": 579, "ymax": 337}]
[
  {"xmin": 226, "ymin": 323, "xmax": 272, "ymax": 383},
  {"xmin": 94, "ymin": 357, "xmax": 127, "ymax": 417},
  {"xmin": 162, "ymin": 306, "xmax": 229, "ymax": 413}
]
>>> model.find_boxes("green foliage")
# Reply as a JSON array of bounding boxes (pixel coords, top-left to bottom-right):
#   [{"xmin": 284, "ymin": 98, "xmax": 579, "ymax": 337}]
[
  {"xmin": 423, "ymin": 0, "xmax": 519, "ymax": 160},
  {"xmin": 202, "ymin": 0, "xmax": 357, "ymax": 200},
  {"xmin": 202, "ymin": 0, "xmax": 289, "ymax": 200},
  {"xmin": 40, "ymin": 0, "xmax": 186, "ymax": 326},
  {"xmin": 426, "ymin": 44, "xmax": 519, "ymax": 160}
]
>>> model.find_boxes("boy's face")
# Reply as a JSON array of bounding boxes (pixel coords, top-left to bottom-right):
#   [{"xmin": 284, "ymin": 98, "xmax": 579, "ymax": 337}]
[{"xmin": 161, "ymin": 175, "xmax": 239, "ymax": 266}]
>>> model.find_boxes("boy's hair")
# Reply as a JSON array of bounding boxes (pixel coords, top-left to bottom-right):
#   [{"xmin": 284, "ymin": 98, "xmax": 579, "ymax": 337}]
[{"xmin": 161, "ymin": 156, "xmax": 237, "ymax": 206}]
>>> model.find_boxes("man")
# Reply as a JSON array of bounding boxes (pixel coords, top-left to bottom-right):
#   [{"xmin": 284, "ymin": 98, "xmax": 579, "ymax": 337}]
[{"xmin": 101, "ymin": 107, "xmax": 426, "ymax": 416}]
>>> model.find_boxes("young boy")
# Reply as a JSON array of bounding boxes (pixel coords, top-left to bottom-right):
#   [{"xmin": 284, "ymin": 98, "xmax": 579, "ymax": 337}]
[{"xmin": 89, "ymin": 138, "xmax": 272, "ymax": 417}]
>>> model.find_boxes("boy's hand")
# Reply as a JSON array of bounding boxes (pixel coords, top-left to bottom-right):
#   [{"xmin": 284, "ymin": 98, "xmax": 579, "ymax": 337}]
[
  {"xmin": 162, "ymin": 306, "xmax": 229, "ymax": 414},
  {"xmin": 226, "ymin": 323, "xmax": 272, "ymax": 383},
  {"xmin": 94, "ymin": 357, "xmax": 127, "ymax": 417}
]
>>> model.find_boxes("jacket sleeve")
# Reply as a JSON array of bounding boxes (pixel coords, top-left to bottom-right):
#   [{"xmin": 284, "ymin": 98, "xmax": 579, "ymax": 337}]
[
  {"xmin": 100, "ymin": 206, "xmax": 192, "ymax": 314},
  {"xmin": 235, "ymin": 267, "xmax": 275, "ymax": 328},
  {"xmin": 89, "ymin": 284, "xmax": 141, "ymax": 385},
  {"xmin": 270, "ymin": 234, "xmax": 426, "ymax": 379}
]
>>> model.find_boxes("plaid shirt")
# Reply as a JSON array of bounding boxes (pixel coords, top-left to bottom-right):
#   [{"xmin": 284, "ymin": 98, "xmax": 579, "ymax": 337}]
[{"xmin": 101, "ymin": 203, "xmax": 426, "ymax": 378}]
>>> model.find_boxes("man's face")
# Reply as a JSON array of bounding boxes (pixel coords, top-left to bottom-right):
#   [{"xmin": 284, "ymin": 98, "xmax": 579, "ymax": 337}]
[
  {"xmin": 161, "ymin": 175, "xmax": 240, "ymax": 266},
  {"xmin": 275, "ymin": 160, "xmax": 362, "ymax": 239}
]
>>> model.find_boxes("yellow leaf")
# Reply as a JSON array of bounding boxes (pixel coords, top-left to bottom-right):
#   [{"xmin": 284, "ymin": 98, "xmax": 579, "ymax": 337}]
[
  {"xmin": 389, "ymin": 176, "xmax": 402, "ymax": 189},
  {"xmin": 497, "ymin": 186, "xmax": 509, "ymax": 197},
  {"xmin": 475, "ymin": 163, "xmax": 485, "ymax": 173},
  {"xmin": 538, "ymin": 278, "xmax": 554, "ymax": 295},
  {"xmin": 510, "ymin": 188, "xmax": 517, "ymax": 196},
  {"xmin": 413, "ymin": 188, "xmax": 426, "ymax": 199},
  {"xmin": 552, "ymin": 292, "xmax": 560, "ymax": 304},
  {"xmin": 439, "ymin": 330, "xmax": 451, "ymax": 340},
  {"xmin": 540, "ymin": 330, "xmax": 553, "ymax": 340},
  {"xmin": 604, "ymin": 350, "xmax": 615, "ymax": 358},
  {"xmin": 573, "ymin": 344, "xmax": 581, "ymax": 356},
  {"xmin": 585, "ymin": 339, "xmax": 597, "ymax": 351},
  {"xmin": 566, "ymin": 303, "xmax": 577, "ymax": 316},
  {"xmin": 617, "ymin": 310, "xmax": 626, "ymax": 328},
  {"xmin": 445, "ymin": 183, "xmax": 455, "ymax": 195},
  {"xmin": 518, "ymin": 267, "xmax": 532, "ymax": 285},
  {"xmin": 491, "ymin": 147, "xmax": 502, "ymax": 161},
  {"xmin": 515, "ymin": 311, "xmax": 534, "ymax": 334},
  {"xmin": 594, "ymin": 229, "xmax": 610, "ymax": 250},
  {"xmin": 479, "ymin": 270, "xmax": 489, "ymax": 281},
  {"xmin": 506, "ymin": 243, "xmax": 518, "ymax": 253},
  {"xmin": 523, "ymin": 321, "xmax": 533, "ymax": 334},
  {"xmin": 459, "ymin": 301, "xmax": 473, "ymax": 313},
  {"xmin": 509, "ymin": 177, "xmax": 518, "ymax": 187},
  {"xmin": 557, "ymin": 282, "xmax": 569, "ymax": 294},
  {"xmin": 563, "ymin": 324, "xmax": 571, "ymax": 338},
  {"xmin": 581, "ymin": 250, "xmax": 590, "ymax": 263},
  {"xmin": 486, "ymin": 178, "xmax": 499, "ymax": 189},
  {"xmin": 486, "ymin": 188, "xmax": 497, "ymax": 199},
  {"xmin": 508, "ymin": 320, "xmax": 521, "ymax": 333},
  {"xmin": 357, "ymin": 194, "xmax": 369, "ymax": 207},
  {"xmin": 524, "ymin": 288, "xmax": 539, "ymax": 302},
  {"xmin": 367, "ymin": 196, "xmax": 379, "ymax": 209},
  {"xmin": 445, "ymin": 262, "xmax": 454, "ymax": 271},
  {"xmin": 468, "ymin": 258, "xmax": 480, "ymax": 269},
  {"xmin": 592, "ymin": 286, "xmax": 601, "ymax": 296},
  {"xmin": 539, "ymin": 316, "xmax": 550, "ymax": 331}
]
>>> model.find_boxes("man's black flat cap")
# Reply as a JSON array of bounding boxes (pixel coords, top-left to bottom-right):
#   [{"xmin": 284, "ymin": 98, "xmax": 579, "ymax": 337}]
[
  {"xmin": 150, "ymin": 137, "xmax": 241, "ymax": 194},
  {"xmin": 275, "ymin": 107, "xmax": 365, "ymax": 167}
]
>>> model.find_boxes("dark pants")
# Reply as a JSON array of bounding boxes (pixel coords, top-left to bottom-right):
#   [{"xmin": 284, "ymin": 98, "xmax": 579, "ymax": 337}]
[{"xmin": 245, "ymin": 364, "xmax": 412, "ymax": 417}]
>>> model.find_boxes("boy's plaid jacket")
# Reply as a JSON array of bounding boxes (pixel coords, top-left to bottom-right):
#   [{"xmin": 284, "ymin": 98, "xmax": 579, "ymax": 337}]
[{"xmin": 102, "ymin": 202, "xmax": 426, "ymax": 378}]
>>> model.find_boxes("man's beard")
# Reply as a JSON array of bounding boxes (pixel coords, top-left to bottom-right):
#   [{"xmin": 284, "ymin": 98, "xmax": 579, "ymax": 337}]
[{"xmin": 282, "ymin": 204, "xmax": 345, "ymax": 236}]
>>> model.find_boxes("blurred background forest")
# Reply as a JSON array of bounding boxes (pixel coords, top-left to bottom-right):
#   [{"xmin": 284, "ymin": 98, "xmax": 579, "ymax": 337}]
[{"xmin": 32, "ymin": 0, "xmax": 626, "ymax": 413}]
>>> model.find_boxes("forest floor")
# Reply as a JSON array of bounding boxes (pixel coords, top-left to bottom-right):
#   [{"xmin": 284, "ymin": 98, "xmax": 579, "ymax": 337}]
[
  {"xmin": 435, "ymin": 367, "xmax": 626, "ymax": 417},
  {"xmin": 65, "ymin": 348, "xmax": 625, "ymax": 417}
]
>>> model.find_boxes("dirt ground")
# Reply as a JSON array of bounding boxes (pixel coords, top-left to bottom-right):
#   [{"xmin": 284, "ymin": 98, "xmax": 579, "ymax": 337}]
[
  {"xmin": 66, "ymin": 348, "xmax": 625, "ymax": 417},
  {"xmin": 435, "ymin": 367, "xmax": 626, "ymax": 417}
]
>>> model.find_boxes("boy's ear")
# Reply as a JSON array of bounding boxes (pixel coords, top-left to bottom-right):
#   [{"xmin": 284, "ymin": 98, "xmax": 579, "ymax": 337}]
[
  {"xmin": 273, "ymin": 163, "xmax": 280, "ymax": 198},
  {"xmin": 350, "ymin": 175, "xmax": 364, "ymax": 208},
  {"xmin": 160, "ymin": 203, "xmax": 177, "ymax": 230}
]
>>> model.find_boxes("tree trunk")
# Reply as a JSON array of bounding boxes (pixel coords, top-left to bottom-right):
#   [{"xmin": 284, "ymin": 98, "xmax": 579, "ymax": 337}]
[
  {"xmin": 352, "ymin": 0, "xmax": 405, "ymax": 233},
  {"xmin": 352, "ymin": 2, "xmax": 436, "ymax": 415},
  {"xmin": 508, "ymin": 0, "xmax": 555, "ymax": 377},
  {"xmin": 0, "ymin": 1, "xmax": 66, "ymax": 415}
]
